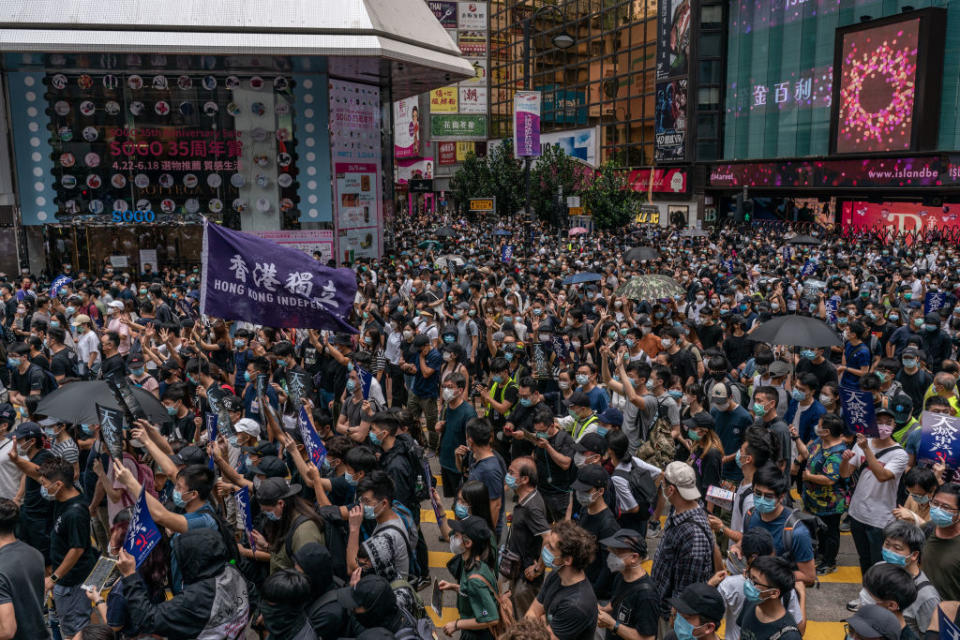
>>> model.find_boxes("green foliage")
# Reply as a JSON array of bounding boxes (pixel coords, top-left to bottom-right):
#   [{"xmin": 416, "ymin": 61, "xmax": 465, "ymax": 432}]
[
  {"xmin": 449, "ymin": 139, "xmax": 524, "ymax": 218},
  {"xmin": 449, "ymin": 152, "xmax": 490, "ymax": 214},
  {"xmin": 530, "ymin": 143, "xmax": 591, "ymax": 224},
  {"xmin": 581, "ymin": 160, "xmax": 637, "ymax": 231}
]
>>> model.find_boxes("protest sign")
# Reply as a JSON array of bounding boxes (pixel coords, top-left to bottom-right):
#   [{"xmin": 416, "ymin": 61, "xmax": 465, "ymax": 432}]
[
  {"xmin": 925, "ymin": 291, "xmax": 947, "ymax": 315},
  {"xmin": 123, "ymin": 489, "xmax": 162, "ymax": 568},
  {"xmin": 839, "ymin": 388, "xmax": 879, "ymax": 437},
  {"xmin": 920, "ymin": 411, "xmax": 960, "ymax": 468},
  {"xmin": 49, "ymin": 274, "xmax": 72, "ymax": 297},
  {"xmin": 97, "ymin": 403, "xmax": 125, "ymax": 461},
  {"xmin": 357, "ymin": 366, "xmax": 373, "ymax": 400},
  {"xmin": 297, "ymin": 406, "xmax": 327, "ymax": 470},
  {"xmin": 286, "ymin": 370, "xmax": 311, "ymax": 407},
  {"xmin": 235, "ymin": 487, "xmax": 255, "ymax": 552}
]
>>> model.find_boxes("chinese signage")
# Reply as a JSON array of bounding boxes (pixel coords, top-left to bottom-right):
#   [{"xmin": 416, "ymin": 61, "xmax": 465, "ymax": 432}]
[
  {"xmin": 430, "ymin": 87, "xmax": 459, "ymax": 113},
  {"xmin": 250, "ymin": 230, "xmax": 334, "ymax": 264},
  {"xmin": 839, "ymin": 388, "xmax": 879, "ymax": 438},
  {"xmin": 329, "ymin": 79, "xmax": 382, "ymax": 262},
  {"xmin": 655, "ymin": 0, "xmax": 690, "ymax": 161},
  {"xmin": 469, "ymin": 197, "xmax": 495, "ymax": 212},
  {"xmin": 431, "ymin": 114, "xmax": 487, "ymax": 139},
  {"xmin": 458, "ymin": 2, "xmax": 487, "ymax": 29},
  {"xmin": 459, "ymin": 86, "xmax": 487, "ymax": 113},
  {"xmin": 438, "ymin": 141, "xmax": 457, "ymax": 165},
  {"xmin": 920, "ymin": 411, "xmax": 960, "ymax": 468},
  {"xmin": 513, "ymin": 91, "xmax": 542, "ymax": 157},
  {"xmin": 393, "ymin": 97, "xmax": 421, "ymax": 159}
]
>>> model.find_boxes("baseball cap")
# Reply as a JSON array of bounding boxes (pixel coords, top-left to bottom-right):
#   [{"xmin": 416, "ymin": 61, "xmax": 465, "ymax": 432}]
[
  {"xmin": 663, "ymin": 461, "xmax": 700, "ymax": 500},
  {"xmin": 709, "ymin": 383, "xmax": 729, "ymax": 403},
  {"xmin": 448, "ymin": 515, "xmax": 492, "ymax": 545},
  {"xmin": 256, "ymin": 477, "xmax": 301, "ymax": 504},
  {"xmin": 572, "ymin": 464, "xmax": 609, "ymax": 492},
  {"xmin": 107, "ymin": 300, "xmax": 124, "ymax": 311},
  {"xmin": 338, "ymin": 575, "xmax": 396, "ymax": 611},
  {"xmin": 234, "ymin": 418, "xmax": 261, "ymax": 437},
  {"xmin": 889, "ymin": 393, "xmax": 913, "ymax": 424},
  {"xmin": 412, "ymin": 334, "xmax": 430, "ymax": 348},
  {"xmin": 846, "ymin": 604, "xmax": 901, "ymax": 640},
  {"xmin": 70, "ymin": 314, "xmax": 91, "ymax": 327},
  {"xmin": 668, "ymin": 583, "xmax": 725, "ymax": 625},
  {"xmin": 128, "ymin": 353, "xmax": 145, "ymax": 368},
  {"xmin": 242, "ymin": 441, "xmax": 279, "ymax": 456},
  {"xmin": 249, "ymin": 456, "xmax": 289, "ymax": 478},
  {"xmin": 902, "ymin": 347, "xmax": 920, "ymax": 359},
  {"xmin": 170, "ymin": 445, "xmax": 207, "ymax": 467},
  {"xmin": 597, "ymin": 407, "xmax": 623, "ymax": 427},
  {"xmin": 683, "ymin": 413, "xmax": 715, "ymax": 431},
  {"xmin": 221, "ymin": 395, "xmax": 243, "ymax": 412},
  {"xmin": 567, "ymin": 391, "xmax": 591, "ymax": 408},
  {"xmin": 14, "ymin": 422, "xmax": 42, "ymax": 439},
  {"xmin": 875, "ymin": 407, "xmax": 895, "ymax": 421},
  {"xmin": 0, "ymin": 403, "xmax": 15, "ymax": 425},
  {"xmin": 600, "ymin": 529, "xmax": 646, "ymax": 555},
  {"xmin": 576, "ymin": 432, "xmax": 607, "ymax": 455},
  {"xmin": 768, "ymin": 360, "xmax": 792, "ymax": 377}
]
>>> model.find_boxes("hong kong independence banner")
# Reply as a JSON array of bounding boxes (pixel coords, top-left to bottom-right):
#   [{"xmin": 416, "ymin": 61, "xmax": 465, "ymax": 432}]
[{"xmin": 201, "ymin": 221, "xmax": 357, "ymax": 332}]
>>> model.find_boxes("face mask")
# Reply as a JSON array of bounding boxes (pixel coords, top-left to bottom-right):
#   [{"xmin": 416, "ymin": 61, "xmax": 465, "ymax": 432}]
[
  {"xmin": 881, "ymin": 548, "xmax": 908, "ymax": 566},
  {"xmin": 80, "ymin": 424, "xmax": 93, "ymax": 436},
  {"xmin": 606, "ymin": 553, "xmax": 626, "ymax": 573},
  {"xmin": 43, "ymin": 427, "xmax": 57, "ymax": 439},
  {"xmin": 576, "ymin": 374, "xmax": 589, "ymax": 386},
  {"xmin": 877, "ymin": 424, "xmax": 894, "ymax": 439},
  {"xmin": 661, "ymin": 339, "xmax": 673, "ymax": 349},
  {"xmin": 597, "ymin": 427, "xmax": 609, "ymax": 437},
  {"xmin": 6, "ymin": 358, "xmax": 19, "ymax": 369},
  {"xmin": 40, "ymin": 485, "xmax": 56, "ymax": 501},
  {"xmin": 244, "ymin": 371, "xmax": 253, "ymax": 382},
  {"xmin": 504, "ymin": 474, "xmax": 517, "ymax": 489},
  {"xmin": 131, "ymin": 367, "xmax": 144, "ymax": 377},
  {"xmin": 492, "ymin": 375, "xmax": 503, "ymax": 385},
  {"xmin": 645, "ymin": 379, "xmax": 655, "ymax": 391},
  {"xmin": 753, "ymin": 495, "xmax": 777, "ymax": 514},
  {"xmin": 752, "ymin": 402, "xmax": 766, "ymax": 417},
  {"xmin": 668, "ymin": 389, "xmax": 683, "ymax": 400},
  {"xmin": 791, "ymin": 388, "xmax": 806, "ymax": 402},
  {"xmin": 889, "ymin": 314, "xmax": 899, "ymax": 322},
  {"xmin": 173, "ymin": 489, "xmax": 187, "ymax": 508},
  {"xmin": 363, "ymin": 504, "xmax": 378, "ymax": 520},
  {"xmin": 913, "ymin": 317, "xmax": 923, "ymax": 327},
  {"xmin": 743, "ymin": 578, "xmax": 766, "ymax": 603},
  {"xmin": 575, "ymin": 490, "xmax": 595, "ymax": 506},
  {"xmin": 570, "ymin": 341, "xmax": 581, "ymax": 349},
  {"xmin": 50, "ymin": 320, "xmax": 59, "ymax": 329},
  {"xmin": 504, "ymin": 352, "xmax": 514, "ymax": 362},
  {"xmin": 735, "ymin": 450, "xmax": 743, "ymax": 468},
  {"xmin": 673, "ymin": 614, "xmax": 703, "ymax": 640},
  {"xmin": 910, "ymin": 493, "xmax": 930, "ymax": 504},
  {"xmin": 263, "ymin": 509, "xmax": 281, "ymax": 521},
  {"xmin": 454, "ymin": 503, "xmax": 469, "ymax": 520},
  {"xmin": 368, "ymin": 430, "xmax": 381, "ymax": 446},
  {"xmin": 688, "ymin": 429, "xmax": 703, "ymax": 442},
  {"xmin": 540, "ymin": 546, "xmax": 556, "ymax": 569},
  {"xmin": 346, "ymin": 379, "xmax": 357, "ymax": 393},
  {"xmin": 558, "ymin": 381, "xmax": 570, "ymax": 390},
  {"xmin": 65, "ymin": 306, "xmax": 75, "ymax": 316},
  {"xmin": 450, "ymin": 536, "xmax": 466, "ymax": 555},
  {"xmin": 166, "ymin": 405, "xmax": 178, "ymax": 416},
  {"xmin": 902, "ymin": 358, "xmax": 918, "ymax": 369},
  {"xmin": 519, "ymin": 397, "xmax": 532, "ymax": 407},
  {"xmin": 344, "ymin": 472, "xmax": 356, "ymax": 486},
  {"xmin": 624, "ymin": 338, "xmax": 635, "ymax": 348},
  {"xmin": 930, "ymin": 507, "xmax": 956, "ymax": 527},
  {"xmin": 442, "ymin": 388, "xmax": 458, "ymax": 402}
]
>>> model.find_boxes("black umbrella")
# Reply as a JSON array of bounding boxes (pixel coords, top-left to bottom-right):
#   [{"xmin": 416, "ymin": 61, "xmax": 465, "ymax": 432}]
[
  {"xmin": 748, "ymin": 315, "xmax": 841, "ymax": 348},
  {"xmin": 435, "ymin": 227, "xmax": 457, "ymax": 238},
  {"xmin": 37, "ymin": 381, "xmax": 171, "ymax": 426},
  {"xmin": 787, "ymin": 234, "xmax": 821, "ymax": 246},
  {"xmin": 623, "ymin": 246, "xmax": 659, "ymax": 262}
]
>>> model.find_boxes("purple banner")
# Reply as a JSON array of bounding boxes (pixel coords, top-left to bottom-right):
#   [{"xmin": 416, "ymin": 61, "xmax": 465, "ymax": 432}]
[
  {"xmin": 514, "ymin": 91, "xmax": 542, "ymax": 157},
  {"xmin": 123, "ymin": 489, "xmax": 162, "ymax": 568},
  {"xmin": 235, "ymin": 486, "xmax": 255, "ymax": 552},
  {"xmin": 297, "ymin": 406, "xmax": 328, "ymax": 470},
  {"xmin": 201, "ymin": 221, "xmax": 357, "ymax": 332}
]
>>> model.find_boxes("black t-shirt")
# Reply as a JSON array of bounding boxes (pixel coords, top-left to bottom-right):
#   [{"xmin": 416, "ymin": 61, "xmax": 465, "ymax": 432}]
[
  {"xmin": 606, "ymin": 573, "xmax": 660, "ymax": 640},
  {"xmin": 577, "ymin": 507, "xmax": 619, "ymax": 585},
  {"xmin": 100, "ymin": 353, "xmax": 127, "ymax": 380},
  {"xmin": 795, "ymin": 358, "xmax": 838, "ymax": 390},
  {"xmin": 698, "ymin": 322, "xmax": 724, "ymax": 351},
  {"xmin": 10, "ymin": 364, "xmax": 47, "ymax": 397},
  {"xmin": 723, "ymin": 335, "xmax": 755, "ymax": 368},
  {"xmin": 736, "ymin": 603, "xmax": 802, "ymax": 640},
  {"xmin": 667, "ymin": 348, "xmax": 698, "ymax": 385},
  {"xmin": 50, "ymin": 494, "xmax": 99, "ymax": 586},
  {"xmin": 0, "ymin": 539, "xmax": 47, "ymax": 639},
  {"xmin": 534, "ymin": 430, "xmax": 578, "ymax": 497},
  {"xmin": 508, "ymin": 490, "xmax": 550, "ymax": 569},
  {"xmin": 50, "ymin": 347, "xmax": 78, "ymax": 379},
  {"xmin": 897, "ymin": 369, "xmax": 933, "ymax": 417},
  {"xmin": 327, "ymin": 476, "xmax": 356, "ymax": 506},
  {"xmin": 536, "ymin": 571, "xmax": 599, "ymax": 640},
  {"xmin": 21, "ymin": 449, "xmax": 54, "ymax": 519}
]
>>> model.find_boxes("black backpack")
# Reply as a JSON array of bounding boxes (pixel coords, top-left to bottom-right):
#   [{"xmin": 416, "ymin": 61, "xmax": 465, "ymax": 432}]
[
  {"xmin": 612, "ymin": 458, "xmax": 657, "ymax": 516},
  {"xmin": 312, "ymin": 505, "xmax": 350, "ymax": 581},
  {"xmin": 745, "ymin": 506, "xmax": 826, "ymax": 563},
  {"xmin": 196, "ymin": 503, "xmax": 240, "ymax": 567}
]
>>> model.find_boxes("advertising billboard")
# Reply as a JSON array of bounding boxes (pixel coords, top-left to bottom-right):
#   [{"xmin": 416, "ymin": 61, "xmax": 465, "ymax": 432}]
[
  {"xmin": 393, "ymin": 97, "xmax": 420, "ymax": 159},
  {"xmin": 841, "ymin": 200, "xmax": 960, "ymax": 236},
  {"xmin": 654, "ymin": 0, "xmax": 690, "ymax": 162}
]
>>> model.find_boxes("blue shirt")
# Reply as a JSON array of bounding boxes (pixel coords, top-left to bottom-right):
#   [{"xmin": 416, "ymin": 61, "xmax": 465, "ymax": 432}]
[
  {"xmin": 439, "ymin": 401, "xmax": 477, "ymax": 472},
  {"xmin": 470, "ymin": 455, "xmax": 506, "ymax": 537},
  {"xmin": 712, "ymin": 404, "xmax": 754, "ymax": 482},
  {"xmin": 784, "ymin": 399, "xmax": 827, "ymax": 444},
  {"xmin": 234, "ymin": 349, "xmax": 253, "ymax": 390},
  {"xmin": 744, "ymin": 508, "xmax": 814, "ymax": 563},
  {"xmin": 242, "ymin": 383, "xmax": 278, "ymax": 420},
  {"xmin": 580, "ymin": 385, "xmax": 610, "ymax": 414},
  {"xmin": 841, "ymin": 342, "xmax": 871, "ymax": 388},
  {"xmin": 412, "ymin": 349, "xmax": 443, "ymax": 399}
]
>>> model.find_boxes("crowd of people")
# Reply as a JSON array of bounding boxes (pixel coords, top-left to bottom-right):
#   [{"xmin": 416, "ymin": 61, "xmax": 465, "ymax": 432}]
[{"xmin": 2, "ymin": 215, "xmax": 960, "ymax": 640}]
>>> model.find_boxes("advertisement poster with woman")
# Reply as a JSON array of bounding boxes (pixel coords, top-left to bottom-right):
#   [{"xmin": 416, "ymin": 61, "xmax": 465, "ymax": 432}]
[{"xmin": 393, "ymin": 97, "xmax": 420, "ymax": 159}]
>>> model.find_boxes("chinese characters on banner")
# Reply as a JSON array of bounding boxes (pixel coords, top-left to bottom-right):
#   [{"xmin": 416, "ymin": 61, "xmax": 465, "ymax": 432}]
[
  {"xmin": 123, "ymin": 489, "xmax": 162, "ymax": 568},
  {"xmin": 286, "ymin": 370, "xmax": 311, "ymax": 407},
  {"xmin": 200, "ymin": 221, "xmax": 357, "ymax": 331},
  {"xmin": 297, "ymin": 407, "xmax": 328, "ymax": 470},
  {"xmin": 235, "ymin": 487, "xmax": 255, "ymax": 552},
  {"xmin": 920, "ymin": 412, "xmax": 960, "ymax": 468},
  {"xmin": 97, "ymin": 403, "xmax": 125, "ymax": 461},
  {"xmin": 925, "ymin": 291, "xmax": 947, "ymax": 314},
  {"xmin": 329, "ymin": 79, "xmax": 382, "ymax": 262},
  {"xmin": 514, "ymin": 91, "xmax": 542, "ymax": 157},
  {"xmin": 501, "ymin": 245, "xmax": 514, "ymax": 263},
  {"xmin": 840, "ymin": 388, "xmax": 879, "ymax": 437}
]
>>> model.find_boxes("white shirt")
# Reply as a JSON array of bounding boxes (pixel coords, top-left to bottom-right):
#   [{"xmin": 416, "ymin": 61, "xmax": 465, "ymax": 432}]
[
  {"xmin": 731, "ymin": 481, "xmax": 754, "ymax": 534},
  {"xmin": 610, "ymin": 456, "xmax": 662, "ymax": 513},
  {"xmin": 75, "ymin": 329, "xmax": 101, "ymax": 371},
  {"xmin": 719, "ymin": 574, "xmax": 803, "ymax": 640},
  {"xmin": 0, "ymin": 437, "xmax": 22, "ymax": 500},
  {"xmin": 848, "ymin": 441, "xmax": 909, "ymax": 528}
]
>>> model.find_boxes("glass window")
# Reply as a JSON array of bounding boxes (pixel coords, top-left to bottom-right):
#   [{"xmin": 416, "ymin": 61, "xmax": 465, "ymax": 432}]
[{"xmin": 700, "ymin": 5, "xmax": 723, "ymax": 28}]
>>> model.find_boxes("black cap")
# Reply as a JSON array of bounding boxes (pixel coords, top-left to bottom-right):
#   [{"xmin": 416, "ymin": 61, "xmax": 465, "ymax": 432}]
[
  {"xmin": 600, "ymin": 529, "xmax": 646, "ymax": 554},
  {"xmin": 170, "ymin": 445, "xmax": 207, "ymax": 467},
  {"xmin": 0, "ymin": 403, "xmax": 16, "ymax": 425},
  {"xmin": 242, "ymin": 441, "xmax": 279, "ymax": 457},
  {"xmin": 448, "ymin": 515, "xmax": 492, "ymax": 545},
  {"xmin": 14, "ymin": 422, "xmax": 41, "ymax": 439},
  {"xmin": 889, "ymin": 393, "xmax": 913, "ymax": 424},
  {"xmin": 577, "ymin": 432, "xmax": 607, "ymax": 455},
  {"xmin": 846, "ymin": 605, "xmax": 902, "ymax": 640},
  {"xmin": 572, "ymin": 464, "xmax": 609, "ymax": 491},
  {"xmin": 221, "ymin": 395, "xmax": 243, "ymax": 412},
  {"xmin": 668, "ymin": 583, "xmax": 726, "ymax": 624},
  {"xmin": 128, "ymin": 353, "xmax": 145, "ymax": 367},
  {"xmin": 568, "ymin": 390, "xmax": 591, "ymax": 408},
  {"xmin": 683, "ymin": 413, "xmax": 716, "ymax": 430},
  {"xmin": 875, "ymin": 407, "xmax": 896, "ymax": 420},
  {"xmin": 338, "ymin": 575, "xmax": 395, "ymax": 611},
  {"xmin": 249, "ymin": 456, "xmax": 289, "ymax": 479},
  {"xmin": 412, "ymin": 334, "xmax": 430, "ymax": 348},
  {"xmin": 256, "ymin": 477, "xmax": 300, "ymax": 504}
]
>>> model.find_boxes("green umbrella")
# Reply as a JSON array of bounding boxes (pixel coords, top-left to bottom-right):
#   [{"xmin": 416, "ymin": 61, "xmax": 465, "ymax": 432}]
[
  {"xmin": 616, "ymin": 274, "xmax": 686, "ymax": 301},
  {"xmin": 418, "ymin": 240, "xmax": 441, "ymax": 249}
]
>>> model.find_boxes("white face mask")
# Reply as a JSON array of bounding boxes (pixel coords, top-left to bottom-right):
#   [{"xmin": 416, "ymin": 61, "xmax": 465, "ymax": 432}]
[{"xmin": 442, "ymin": 388, "xmax": 458, "ymax": 402}]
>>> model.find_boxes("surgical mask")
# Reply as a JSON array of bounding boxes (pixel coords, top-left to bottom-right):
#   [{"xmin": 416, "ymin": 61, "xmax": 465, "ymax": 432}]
[
  {"xmin": 492, "ymin": 376, "xmax": 503, "ymax": 384},
  {"xmin": 801, "ymin": 349, "xmax": 816, "ymax": 360},
  {"xmin": 576, "ymin": 374, "xmax": 589, "ymax": 386},
  {"xmin": 347, "ymin": 363, "xmax": 354, "ymax": 373},
  {"xmin": 673, "ymin": 614, "xmax": 702, "ymax": 640},
  {"xmin": 363, "ymin": 504, "xmax": 378, "ymax": 520},
  {"xmin": 244, "ymin": 371, "xmax": 253, "ymax": 382},
  {"xmin": 645, "ymin": 380, "xmax": 655, "ymax": 391},
  {"xmin": 752, "ymin": 402, "xmax": 766, "ymax": 417},
  {"xmin": 131, "ymin": 367, "xmax": 144, "ymax": 376},
  {"xmin": 791, "ymin": 388, "xmax": 806, "ymax": 402},
  {"xmin": 876, "ymin": 371, "xmax": 887, "ymax": 384},
  {"xmin": 346, "ymin": 379, "xmax": 357, "ymax": 393},
  {"xmin": 166, "ymin": 405, "xmax": 178, "ymax": 416},
  {"xmin": 558, "ymin": 381, "xmax": 570, "ymax": 390},
  {"xmin": 81, "ymin": 424, "xmax": 93, "ymax": 436},
  {"xmin": 597, "ymin": 427, "xmax": 608, "ymax": 436},
  {"xmin": 819, "ymin": 393, "xmax": 833, "ymax": 405},
  {"xmin": 6, "ymin": 357, "xmax": 19, "ymax": 369},
  {"xmin": 575, "ymin": 490, "xmax": 595, "ymax": 506},
  {"xmin": 881, "ymin": 548, "xmax": 908, "ymax": 566},
  {"xmin": 930, "ymin": 506, "xmax": 956, "ymax": 527},
  {"xmin": 173, "ymin": 489, "xmax": 187, "ymax": 508},
  {"xmin": 454, "ymin": 503, "xmax": 469, "ymax": 520},
  {"xmin": 228, "ymin": 435, "xmax": 239, "ymax": 448},
  {"xmin": 504, "ymin": 474, "xmax": 517, "ymax": 489},
  {"xmin": 65, "ymin": 306, "xmax": 75, "ymax": 315},
  {"xmin": 368, "ymin": 431, "xmax": 381, "ymax": 447},
  {"xmin": 753, "ymin": 495, "xmax": 777, "ymax": 514},
  {"xmin": 540, "ymin": 546, "xmax": 556, "ymax": 569},
  {"xmin": 344, "ymin": 472, "xmax": 356, "ymax": 487},
  {"xmin": 668, "ymin": 389, "xmax": 683, "ymax": 400},
  {"xmin": 910, "ymin": 493, "xmax": 930, "ymax": 504},
  {"xmin": 902, "ymin": 358, "xmax": 917, "ymax": 369},
  {"xmin": 574, "ymin": 452, "xmax": 588, "ymax": 467},
  {"xmin": 743, "ymin": 578, "xmax": 765, "ymax": 603},
  {"xmin": 687, "ymin": 429, "xmax": 701, "ymax": 441},
  {"xmin": 40, "ymin": 486, "xmax": 55, "ymax": 501},
  {"xmin": 877, "ymin": 424, "xmax": 894, "ymax": 439},
  {"xmin": 43, "ymin": 427, "xmax": 57, "ymax": 438},
  {"xmin": 625, "ymin": 338, "xmax": 635, "ymax": 348},
  {"xmin": 442, "ymin": 388, "xmax": 458, "ymax": 402},
  {"xmin": 443, "ymin": 335, "xmax": 455, "ymax": 344},
  {"xmin": 519, "ymin": 397, "xmax": 532, "ymax": 407},
  {"xmin": 606, "ymin": 553, "xmax": 626, "ymax": 573},
  {"xmin": 402, "ymin": 330, "xmax": 414, "ymax": 340},
  {"xmin": 263, "ymin": 509, "xmax": 280, "ymax": 521},
  {"xmin": 450, "ymin": 536, "xmax": 466, "ymax": 555},
  {"xmin": 889, "ymin": 314, "xmax": 899, "ymax": 322},
  {"xmin": 49, "ymin": 320, "xmax": 59, "ymax": 328},
  {"xmin": 504, "ymin": 351, "xmax": 514, "ymax": 362},
  {"xmin": 661, "ymin": 339, "xmax": 673, "ymax": 349},
  {"xmin": 735, "ymin": 450, "xmax": 743, "ymax": 468}
]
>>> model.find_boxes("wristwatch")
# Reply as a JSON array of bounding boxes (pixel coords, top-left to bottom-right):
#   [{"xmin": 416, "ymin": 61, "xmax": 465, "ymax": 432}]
[{"xmin": 50, "ymin": 573, "xmax": 60, "ymax": 584}]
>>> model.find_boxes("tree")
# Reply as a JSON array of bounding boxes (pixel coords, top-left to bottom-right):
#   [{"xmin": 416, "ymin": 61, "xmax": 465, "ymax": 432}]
[
  {"xmin": 529, "ymin": 143, "xmax": 591, "ymax": 225},
  {"xmin": 485, "ymin": 139, "xmax": 525, "ymax": 218},
  {"xmin": 581, "ymin": 160, "xmax": 637, "ymax": 231},
  {"xmin": 449, "ymin": 151, "xmax": 490, "ymax": 215}
]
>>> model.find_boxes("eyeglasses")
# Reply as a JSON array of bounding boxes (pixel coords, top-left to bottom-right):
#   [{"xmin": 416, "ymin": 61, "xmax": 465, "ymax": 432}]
[
  {"xmin": 753, "ymin": 489, "xmax": 778, "ymax": 500},
  {"xmin": 930, "ymin": 500, "xmax": 959, "ymax": 513}
]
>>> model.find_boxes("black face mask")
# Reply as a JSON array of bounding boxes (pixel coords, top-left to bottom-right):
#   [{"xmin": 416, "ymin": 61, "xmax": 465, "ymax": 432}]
[{"xmin": 710, "ymin": 371, "xmax": 726, "ymax": 381}]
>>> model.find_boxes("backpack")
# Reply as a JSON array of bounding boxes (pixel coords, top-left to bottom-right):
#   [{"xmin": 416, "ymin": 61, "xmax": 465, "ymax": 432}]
[
  {"xmin": 612, "ymin": 459, "xmax": 657, "ymax": 516},
  {"xmin": 283, "ymin": 515, "xmax": 319, "ymax": 563},
  {"xmin": 385, "ymin": 503, "xmax": 422, "ymax": 577},
  {"xmin": 395, "ymin": 608, "xmax": 438, "ymax": 640},
  {"xmin": 313, "ymin": 504, "xmax": 350, "ymax": 580},
  {"xmin": 466, "ymin": 571, "xmax": 516, "ymax": 639},
  {"xmin": 844, "ymin": 445, "xmax": 903, "ymax": 496},
  {"xmin": 636, "ymin": 397, "xmax": 676, "ymax": 469},
  {"xmin": 196, "ymin": 502, "xmax": 241, "ymax": 567},
  {"xmin": 745, "ymin": 506, "xmax": 826, "ymax": 564},
  {"xmin": 404, "ymin": 441, "xmax": 430, "ymax": 503}
]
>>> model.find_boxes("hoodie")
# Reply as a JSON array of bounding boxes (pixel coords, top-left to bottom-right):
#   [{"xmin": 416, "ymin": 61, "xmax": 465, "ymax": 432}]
[{"xmin": 123, "ymin": 528, "xmax": 249, "ymax": 639}]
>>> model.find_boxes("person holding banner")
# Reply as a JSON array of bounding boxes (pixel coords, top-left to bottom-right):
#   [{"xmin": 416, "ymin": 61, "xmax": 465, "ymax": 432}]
[
  {"xmin": 251, "ymin": 477, "xmax": 325, "ymax": 574},
  {"xmin": 840, "ymin": 408, "xmax": 909, "ymax": 578}
]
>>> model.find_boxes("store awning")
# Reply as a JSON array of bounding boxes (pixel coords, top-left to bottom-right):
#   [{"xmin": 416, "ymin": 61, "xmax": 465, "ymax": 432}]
[{"xmin": 0, "ymin": 0, "xmax": 473, "ymax": 98}]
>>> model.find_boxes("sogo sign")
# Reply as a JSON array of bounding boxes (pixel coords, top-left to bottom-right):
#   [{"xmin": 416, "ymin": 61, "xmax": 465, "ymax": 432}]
[{"xmin": 112, "ymin": 209, "xmax": 156, "ymax": 223}]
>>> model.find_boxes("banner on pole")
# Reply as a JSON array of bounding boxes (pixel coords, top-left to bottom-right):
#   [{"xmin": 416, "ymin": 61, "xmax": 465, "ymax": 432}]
[
  {"xmin": 97, "ymin": 403, "xmax": 125, "ymax": 461},
  {"xmin": 297, "ymin": 407, "xmax": 328, "ymax": 470},
  {"xmin": 123, "ymin": 489, "xmax": 162, "ymax": 568},
  {"xmin": 513, "ymin": 91, "xmax": 542, "ymax": 157}
]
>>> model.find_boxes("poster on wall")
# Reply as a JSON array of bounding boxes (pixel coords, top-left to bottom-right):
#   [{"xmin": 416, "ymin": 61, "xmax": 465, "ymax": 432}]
[
  {"xmin": 458, "ymin": 2, "xmax": 487, "ymax": 30},
  {"xmin": 655, "ymin": 79, "xmax": 687, "ymax": 161},
  {"xmin": 428, "ymin": 1, "xmax": 459, "ymax": 28},
  {"xmin": 841, "ymin": 201, "xmax": 960, "ymax": 238},
  {"xmin": 513, "ymin": 91, "xmax": 541, "ymax": 157},
  {"xmin": 393, "ymin": 97, "xmax": 420, "ymax": 159},
  {"xmin": 656, "ymin": 0, "xmax": 691, "ymax": 81},
  {"xmin": 250, "ymin": 229, "xmax": 335, "ymax": 263},
  {"xmin": 459, "ymin": 87, "xmax": 487, "ymax": 113},
  {"xmin": 329, "ymin": 79, "xmax": 381, "ymax": 262},
  {"xmin": 395, "ymin": 157, "xmax": 435, "ymax": 184}
]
